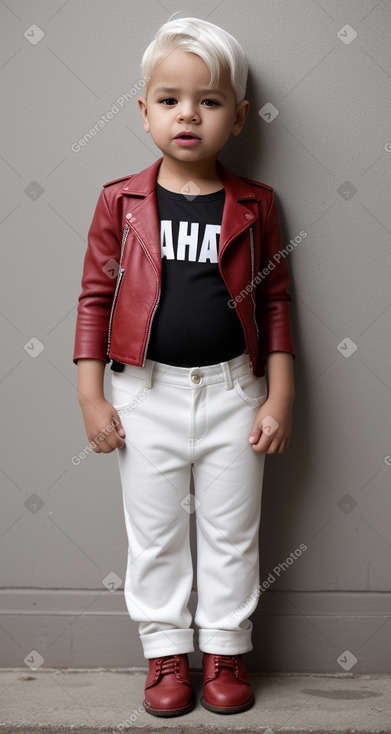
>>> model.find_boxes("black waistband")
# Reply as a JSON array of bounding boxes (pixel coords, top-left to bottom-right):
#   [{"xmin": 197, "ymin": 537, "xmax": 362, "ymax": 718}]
[{"xmin": 110, "ymin": 359, "xmax": 125, "ymax": 372}]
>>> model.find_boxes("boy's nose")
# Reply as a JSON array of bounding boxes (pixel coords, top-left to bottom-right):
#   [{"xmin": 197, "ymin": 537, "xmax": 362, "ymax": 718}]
[{"xmin": 177, "ymin": 106, "xmax": 200, "ymax": 123}]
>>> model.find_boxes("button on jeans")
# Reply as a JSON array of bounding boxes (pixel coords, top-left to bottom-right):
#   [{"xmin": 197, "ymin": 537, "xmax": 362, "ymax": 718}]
[{"xmin": 111, "ymin": 351, "xmax": 267, "ymax": 659}]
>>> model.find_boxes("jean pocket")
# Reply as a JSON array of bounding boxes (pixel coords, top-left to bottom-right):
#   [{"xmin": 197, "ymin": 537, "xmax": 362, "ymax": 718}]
[
  {"xmin": 111, "ymin": 371, "xmax": 144, "ymax": 410},
  {"xmin": 233, "ymin": 372, "xmax": 267, "ymax": 408}
]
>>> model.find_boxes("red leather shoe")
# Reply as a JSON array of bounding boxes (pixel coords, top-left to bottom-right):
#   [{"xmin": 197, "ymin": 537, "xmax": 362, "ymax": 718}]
[
  {"xmin": 201, "ymin": 653, "xmax": 254, "ymax": 714},
  {"xmin": 143, "ymin": 654, "xmax": 194, "ymax": 717}
]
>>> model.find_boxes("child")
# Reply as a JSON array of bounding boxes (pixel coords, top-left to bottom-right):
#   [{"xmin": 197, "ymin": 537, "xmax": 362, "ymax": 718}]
[{"xmin": 73, "ymin": 17, "xmax": 295, "ymax": 717}]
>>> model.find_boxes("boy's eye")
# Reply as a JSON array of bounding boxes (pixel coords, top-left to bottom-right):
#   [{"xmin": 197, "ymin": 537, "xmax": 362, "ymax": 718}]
[{"xmin": 159, "ymin": 98, "xmax": 219, "ymax": 107}]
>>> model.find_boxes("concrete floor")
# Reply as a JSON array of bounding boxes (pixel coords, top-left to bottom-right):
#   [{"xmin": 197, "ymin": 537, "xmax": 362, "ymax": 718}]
[{"xmin": 0, "ymin": 668, "xmax": 391, "ymax": 733}]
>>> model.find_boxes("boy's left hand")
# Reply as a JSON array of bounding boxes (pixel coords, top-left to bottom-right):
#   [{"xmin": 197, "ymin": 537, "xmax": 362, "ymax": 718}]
[{"xmin": 249, "ymin": 395, "xmax": 293, "ymax": 454}]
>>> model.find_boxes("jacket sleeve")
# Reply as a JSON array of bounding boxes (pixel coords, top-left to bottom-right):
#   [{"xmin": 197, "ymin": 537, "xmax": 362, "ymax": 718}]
[
  {"xmin": 256, "ymin": 192, "xmax": 295, "ymax": 361},
  {"xmin": 73, "ymin": 188, "xmax": 121, "ymax": 364}
]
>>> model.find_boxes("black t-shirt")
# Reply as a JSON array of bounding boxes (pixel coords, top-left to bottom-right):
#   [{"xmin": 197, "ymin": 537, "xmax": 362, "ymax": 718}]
[{"xmin": 144, "ymin": 182, "xmax": 246, "ymax": 367}]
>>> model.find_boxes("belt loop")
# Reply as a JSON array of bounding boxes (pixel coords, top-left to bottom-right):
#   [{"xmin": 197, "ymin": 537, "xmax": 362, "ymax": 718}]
[
  {"xmin": 221, "ymin": 360, "xmax": 234, "ymax": 390},
  {"xmin": 143, "ymin": 359, "xmax": 155, "ymax": 389}
]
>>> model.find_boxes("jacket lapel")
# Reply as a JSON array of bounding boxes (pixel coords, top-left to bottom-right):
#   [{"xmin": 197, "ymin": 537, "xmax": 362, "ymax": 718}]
[
  {"xmin": 119, "ymin": 157, "xmax": 260, "ymax": 265},
  {"xmin": 120, "ymin": 159, "xmax": 162, "ymax": 271},
  {"xmin": 216, "ymin": 162, "xmax": 260, "ymax": 258}
]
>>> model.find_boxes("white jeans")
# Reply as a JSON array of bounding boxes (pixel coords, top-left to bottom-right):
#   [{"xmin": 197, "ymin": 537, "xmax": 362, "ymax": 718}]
[{"xmin": 111, "ymin": 351, "xmax": 267, "ymax": 659}]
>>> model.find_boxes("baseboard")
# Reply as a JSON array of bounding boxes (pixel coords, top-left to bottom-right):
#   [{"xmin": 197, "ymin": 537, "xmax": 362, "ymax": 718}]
[{"xmin": 0, "ymin": 589, "xmax": 389, "ymax": 672}]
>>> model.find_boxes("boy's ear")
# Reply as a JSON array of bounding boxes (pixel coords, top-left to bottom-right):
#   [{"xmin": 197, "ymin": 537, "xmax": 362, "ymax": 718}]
[
  {"xmin": 232, "ymin": 99, "xmax": 250, "ymax": 136},
  {"xmin": 137, "ymin": 97, "xmax": 150, "ymax": 133}
]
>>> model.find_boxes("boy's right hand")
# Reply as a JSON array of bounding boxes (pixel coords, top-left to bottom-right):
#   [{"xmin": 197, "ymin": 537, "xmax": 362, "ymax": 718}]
[{"xmin": 79, "ymin": 397, "xmax": 126, "ymax": 453}]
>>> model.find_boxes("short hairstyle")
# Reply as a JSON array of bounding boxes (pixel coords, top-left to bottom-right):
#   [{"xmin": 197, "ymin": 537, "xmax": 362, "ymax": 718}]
[{"xmin": 140, "ymin": 17, "xmax": 248, "ymax": 103}]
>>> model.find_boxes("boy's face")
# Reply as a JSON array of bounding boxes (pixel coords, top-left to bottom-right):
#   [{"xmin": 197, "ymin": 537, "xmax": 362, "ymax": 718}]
[{"xmin": 138, "ymin": 49, "xmax": 249, "ymax": 168}]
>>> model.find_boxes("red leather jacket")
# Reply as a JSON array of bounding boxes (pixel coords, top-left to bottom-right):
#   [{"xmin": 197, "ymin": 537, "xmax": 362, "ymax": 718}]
[{"xmin": 73, "ymin": 157, "xmax": 295, "ymax": 377}]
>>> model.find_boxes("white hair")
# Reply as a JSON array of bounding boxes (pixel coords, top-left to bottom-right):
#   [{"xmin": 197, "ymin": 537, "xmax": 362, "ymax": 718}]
[{"xmin": 140, "ymin": 17, "xmax": 248, "ymax": 103}]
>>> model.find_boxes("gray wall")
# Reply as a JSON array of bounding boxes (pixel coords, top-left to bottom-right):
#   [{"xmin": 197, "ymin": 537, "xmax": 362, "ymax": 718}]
[{"xmin": 1, "ymin": 0, "xmax": 390, "ymax": 674}]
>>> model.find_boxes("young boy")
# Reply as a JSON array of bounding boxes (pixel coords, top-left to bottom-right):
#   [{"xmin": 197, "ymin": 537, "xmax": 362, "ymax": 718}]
[{"xmin": 74, "ymin": 17, "xmax": 295, "ymax": 717}]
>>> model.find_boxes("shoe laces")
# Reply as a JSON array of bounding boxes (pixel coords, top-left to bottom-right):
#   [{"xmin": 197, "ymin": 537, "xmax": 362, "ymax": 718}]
[
  {"xmin": 156, "ymin": 655, "xmax": 179, "ymax": 676},
  {"xmin": 214, "ymin": 654, "xmax": 238, "ymax": 671}
]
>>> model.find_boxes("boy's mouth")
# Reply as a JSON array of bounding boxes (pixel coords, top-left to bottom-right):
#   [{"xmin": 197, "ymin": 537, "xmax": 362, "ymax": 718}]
[
  {"xmin": 175, "ymin": 132, "xmax": 200, "ymax": 140},
  {"xmin": 174, "ymin": 132, "xmax": 201, "ymax": 147}
]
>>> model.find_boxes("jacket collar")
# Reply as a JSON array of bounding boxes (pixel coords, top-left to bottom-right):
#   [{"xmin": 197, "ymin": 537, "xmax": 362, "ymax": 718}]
[
  {"xmin": 121, "ymin": 156, "xmax": 260, "ymax": 202},
  {"xmin": 120, "ymin": 157, "xmax": 260, "ymax": 265}
]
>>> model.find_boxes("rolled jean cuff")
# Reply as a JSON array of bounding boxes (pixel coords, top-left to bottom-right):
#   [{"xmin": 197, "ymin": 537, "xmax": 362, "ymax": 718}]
[
  {"xmin": 198, "ymin": 623, "xmax": 253, "ymax": 655},
  {"xmin": 140, "ymin": 628, "xmax": 195, "ymax": 659}
]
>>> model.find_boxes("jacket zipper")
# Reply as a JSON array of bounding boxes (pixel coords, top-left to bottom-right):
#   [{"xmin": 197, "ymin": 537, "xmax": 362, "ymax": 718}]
[
  {"xmin": 106, "ymin": 224, "xmax": 130, "ymax": 356},
  {"xmin": 249, "ymin": 226, "xmax": 259, "ymax": 338},
  {"xmin": 119, "ymin": 223, "xmax": 130, "ymax": 261},
  {"xmin": 128, "ymin": 226, "xmax": 161, "ymax": 366},
  {"xmin": 107, "ymin": 267, "xmax": 125, "ymax": 355}
]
